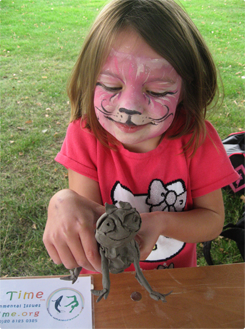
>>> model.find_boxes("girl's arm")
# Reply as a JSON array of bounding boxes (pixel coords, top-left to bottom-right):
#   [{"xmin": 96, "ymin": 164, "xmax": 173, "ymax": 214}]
[
  {"xmin": 68, "ymin": 168, "xmax": 103, "ymax": 204},
  {"xmin": 43, "ymin": 169, "xmax": 105, "ymax": 272},
  {"xmin": 44, "ymin": 169, "xmax": 224, "ymax": 268},
  {"xmin": 136, "ymin": 189, "xmax": 225, "ymax": 260}
]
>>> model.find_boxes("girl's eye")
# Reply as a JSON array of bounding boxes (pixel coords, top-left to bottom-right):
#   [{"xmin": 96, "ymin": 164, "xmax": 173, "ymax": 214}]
[
  {"xmin": 96, "ymin": 82, "xmax": 121, "ymax": 93},
  {"xmin": 146, "ymin": 91, "xmax": 177, "ymax": 98}
]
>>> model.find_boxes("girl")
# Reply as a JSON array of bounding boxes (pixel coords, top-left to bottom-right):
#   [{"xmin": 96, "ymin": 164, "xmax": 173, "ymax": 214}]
[{"xmin": 43, "ymin": 0, "xmax": 239, "ymax": 273}]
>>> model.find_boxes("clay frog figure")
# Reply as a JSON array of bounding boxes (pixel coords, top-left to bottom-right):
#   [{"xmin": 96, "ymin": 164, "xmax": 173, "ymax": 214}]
[{"xmin": 61, "ymin": 202, "xmax": 172, "ymax": 303}]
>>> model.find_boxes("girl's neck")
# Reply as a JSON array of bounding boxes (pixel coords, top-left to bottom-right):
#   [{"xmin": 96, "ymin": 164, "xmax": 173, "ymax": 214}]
[{"xmin": 122, "ymin": 134, "xmax": 164, "ymax": 153}]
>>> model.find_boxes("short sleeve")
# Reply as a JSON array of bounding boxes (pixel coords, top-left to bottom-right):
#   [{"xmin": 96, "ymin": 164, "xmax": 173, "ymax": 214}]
[
  {"xmin": 55, "ymin": 119, "xmax": 99, "ymax": 181},
  {"xmin": 189, "ymin": 122, "xmax": 239, "ymax": 198}
]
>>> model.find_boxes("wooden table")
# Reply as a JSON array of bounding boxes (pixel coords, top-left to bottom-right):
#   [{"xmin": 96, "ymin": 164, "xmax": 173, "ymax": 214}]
[{"xmin": 92, "ymin": 263, "xmax": 244, "ymax": 328}]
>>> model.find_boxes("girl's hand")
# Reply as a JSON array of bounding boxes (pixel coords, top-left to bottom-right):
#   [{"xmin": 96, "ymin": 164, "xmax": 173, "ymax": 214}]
[
  {"xmin": 43, "ymin": 189, "xmax": 105, "ymax": 272},
  {"xmin": 135, "ymin": 189, "xmax": 225, "ymax": 260},
  {"xmin": 135, "ymin": 212, "xmax": 161, "ymax": 261}
]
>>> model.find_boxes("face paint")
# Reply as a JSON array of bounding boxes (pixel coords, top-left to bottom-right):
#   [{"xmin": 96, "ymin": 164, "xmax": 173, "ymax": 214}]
[{"xmin": 94, "ymin": 30, "xmax": 182, "ymax": 152}]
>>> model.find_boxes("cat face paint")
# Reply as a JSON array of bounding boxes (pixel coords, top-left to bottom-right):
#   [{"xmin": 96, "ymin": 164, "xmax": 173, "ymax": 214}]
[{"xmin": 94, "ymin": 31, "xmax": 182, "ymax": 152}]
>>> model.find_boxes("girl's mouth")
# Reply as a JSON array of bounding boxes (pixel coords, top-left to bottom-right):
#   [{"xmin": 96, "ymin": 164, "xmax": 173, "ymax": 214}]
[{"xmin": 114, "ymin": 121, "xmax": 148, "ymax": 133}]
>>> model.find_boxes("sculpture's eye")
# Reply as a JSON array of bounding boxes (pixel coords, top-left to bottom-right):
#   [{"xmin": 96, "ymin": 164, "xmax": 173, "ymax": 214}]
[{"xmin": 100, "ymin": 218, "xmax": 116, "ymax": 234}]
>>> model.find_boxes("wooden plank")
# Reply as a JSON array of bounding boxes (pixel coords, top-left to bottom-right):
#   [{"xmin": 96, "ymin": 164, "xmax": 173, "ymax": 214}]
[{"xmin": 92, "ymin": 263, "xmax": 245, "ymax": 328}]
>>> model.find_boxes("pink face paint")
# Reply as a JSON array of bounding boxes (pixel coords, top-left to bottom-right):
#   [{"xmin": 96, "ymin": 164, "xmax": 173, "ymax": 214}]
[{"xmin": 94, "ymin": 30, "xmax": 182, "ymax": 152}]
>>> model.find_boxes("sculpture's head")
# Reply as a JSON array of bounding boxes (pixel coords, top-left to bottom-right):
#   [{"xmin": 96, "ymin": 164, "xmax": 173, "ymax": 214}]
[{"xmin": 95, "ymin": 201, "xmax": 141, "ymax": 247}]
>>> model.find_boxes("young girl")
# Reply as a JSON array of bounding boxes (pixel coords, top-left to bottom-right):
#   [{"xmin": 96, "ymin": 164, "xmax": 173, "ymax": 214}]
[{"xmin": 43, "ymin": 0, "xmax": 239, "ymax": 274}]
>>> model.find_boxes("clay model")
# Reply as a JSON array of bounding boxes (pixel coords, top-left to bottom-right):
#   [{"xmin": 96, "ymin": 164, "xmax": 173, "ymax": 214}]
[{"xmin": 61, "ymin": 201, "xmax": 172, "ymax": 302}]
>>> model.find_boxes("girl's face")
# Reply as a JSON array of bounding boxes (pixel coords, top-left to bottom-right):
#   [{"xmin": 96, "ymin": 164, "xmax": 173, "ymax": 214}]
[{"xmin": 94, "ymin": 29, "xmax": 182, "ymax": 152}]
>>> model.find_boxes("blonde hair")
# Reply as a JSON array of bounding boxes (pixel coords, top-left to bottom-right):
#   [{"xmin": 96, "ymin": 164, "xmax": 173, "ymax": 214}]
[{"xmin": 67, "ymin": 0, "xmax": 220, "ymax": 154}]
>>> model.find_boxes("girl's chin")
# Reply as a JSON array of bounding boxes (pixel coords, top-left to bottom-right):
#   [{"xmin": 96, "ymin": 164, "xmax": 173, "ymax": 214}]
[{"xmin": 102, "ymin": 121, "xmax": 165, "ymax": 151}]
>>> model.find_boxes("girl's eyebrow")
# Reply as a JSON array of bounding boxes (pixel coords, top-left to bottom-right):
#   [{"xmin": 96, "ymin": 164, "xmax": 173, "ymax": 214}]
[
  {"xmin": 99, "ymin": 71, "xmax": 178, "ymax": 85},
  {"xmin": 99, "ymin": 71, "xmax": 121, "ymax": 80},
  {"xmin": 146, "ymin": 78, "xmax": 176, "ymax": 84}
]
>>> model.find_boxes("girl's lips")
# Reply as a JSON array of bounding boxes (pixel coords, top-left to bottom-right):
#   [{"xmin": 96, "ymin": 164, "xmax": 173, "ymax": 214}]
[{"xmin": 114, "ymin": 121, "xmax": 148, "ymax": 133}]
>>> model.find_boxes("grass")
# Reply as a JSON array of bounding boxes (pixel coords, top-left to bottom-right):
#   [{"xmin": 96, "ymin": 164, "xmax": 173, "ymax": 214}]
[
  {"xmin": 180, "ymin": 0, "xmax": 245, "ymax": 137},
  {"xmin": 1, "ymin": 0, "xmax": 244, "ymax": 277}
]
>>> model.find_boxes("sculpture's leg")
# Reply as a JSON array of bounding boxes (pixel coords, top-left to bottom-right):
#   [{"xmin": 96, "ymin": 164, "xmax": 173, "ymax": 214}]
[
  {"xmin": 91, "ymin": 248, "xmax": 110, "ymax": 302},
  {"xmin": 60, "ymin": 267, "xmax": 82, "ymax": 284},
  {"xmin": 132, "ymin": 242, "xmax": 172, "ymax": 302},
  {"xmin": 134, "ymin": 260, "xmax": 172, "ymax": 302}
]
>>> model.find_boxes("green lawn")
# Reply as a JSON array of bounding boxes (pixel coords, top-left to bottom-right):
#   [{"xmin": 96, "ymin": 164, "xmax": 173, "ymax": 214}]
[{"xmin": 1, "ymin": 0, "xmax": 244, "ymax": 277}]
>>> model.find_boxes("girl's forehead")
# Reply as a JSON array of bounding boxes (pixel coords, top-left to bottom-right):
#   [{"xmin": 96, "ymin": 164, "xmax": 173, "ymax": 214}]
[
  {"xmin": 111, "ymin": 29, "xmax": 163, "ymax": 59},
  {"xmin": 101, "ymin": 48, "xmax": 178, "ymax": 79},
  {"xmin": 100, "ymin": 29, "xmax": 179, "ymax": 78},
  {"xmin": 107, "ymin": 48, "xmax": 170, "ymax": 66}
]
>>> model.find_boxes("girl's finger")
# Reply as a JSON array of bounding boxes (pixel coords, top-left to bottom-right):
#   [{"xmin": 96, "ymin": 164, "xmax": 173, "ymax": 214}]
[
  {"xmin": 54, "ymin": 240, "xmax": 80, "ymax": 269},
  {"xmin": 79, "ymin": 228, "xmax": 101, "ymax": 272},
  {"xmin": 66, "ymin": 234, "xmax": 98, "ymax": 272},
  {"xmin": 44, "ymin": 242, "xmax": 63, "ymax": 265}
]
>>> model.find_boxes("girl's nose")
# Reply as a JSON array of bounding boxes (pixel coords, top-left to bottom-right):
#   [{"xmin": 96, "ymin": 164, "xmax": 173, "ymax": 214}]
[
  {"xmin": 116, "ymin": 86, "xmax": 146, "ymax": 114},
  {"xmin": 119, "ymin": 108, "xmax": 141, "ymax": 116}
]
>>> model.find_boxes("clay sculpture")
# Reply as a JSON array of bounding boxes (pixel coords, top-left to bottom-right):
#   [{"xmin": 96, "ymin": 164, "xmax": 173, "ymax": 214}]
[{"xmin": 61, "ymin": 201, "xmax": 172, "ymax": 302}]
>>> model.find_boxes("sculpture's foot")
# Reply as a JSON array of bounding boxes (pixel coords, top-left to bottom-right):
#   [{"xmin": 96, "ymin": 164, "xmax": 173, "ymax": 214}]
[
  {"xmin": 91, "ymin": 288, "xmax": 109, "ymax": 303},
  {"xmin": 60, "ymin": 267, "xmax": 82, "ymax": 284},
  {"xmin": 150, "ymin": 290, "xmax": 172, "ymax": 303}
]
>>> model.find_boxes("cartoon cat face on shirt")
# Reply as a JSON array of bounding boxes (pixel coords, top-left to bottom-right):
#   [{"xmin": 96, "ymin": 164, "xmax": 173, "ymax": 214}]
[{"xmin": 111, "ymin": 179, "xmax": 187, "ymax": 262}]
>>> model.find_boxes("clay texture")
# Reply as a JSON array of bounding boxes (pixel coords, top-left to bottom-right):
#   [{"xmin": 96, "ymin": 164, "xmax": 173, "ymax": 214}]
[{"xmin": 61, "ymin": 201, "xmax": 171, "ymax": 302}]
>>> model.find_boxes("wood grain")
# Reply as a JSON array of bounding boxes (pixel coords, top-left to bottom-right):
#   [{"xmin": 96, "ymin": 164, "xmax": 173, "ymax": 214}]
[{"xmin": 92, "ymin": 263, "xmax": 244, "ymax": 328}]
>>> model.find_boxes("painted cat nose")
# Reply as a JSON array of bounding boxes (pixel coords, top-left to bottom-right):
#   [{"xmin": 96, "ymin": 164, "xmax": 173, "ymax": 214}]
[{"xmin": 119, "ymin": 108, "xmax": 141, "ymax": 116}]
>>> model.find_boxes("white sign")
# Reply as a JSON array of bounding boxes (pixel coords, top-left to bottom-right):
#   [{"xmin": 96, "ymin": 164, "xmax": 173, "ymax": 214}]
[{"xmin": 0, "ymin": 276, "xmax": 93, "ymax": 329}]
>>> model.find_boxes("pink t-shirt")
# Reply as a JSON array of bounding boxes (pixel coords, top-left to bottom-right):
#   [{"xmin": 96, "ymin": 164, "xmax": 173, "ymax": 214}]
[{"xmin": 56, "ymin": 119, "xmax": 238, "ymax": 271}]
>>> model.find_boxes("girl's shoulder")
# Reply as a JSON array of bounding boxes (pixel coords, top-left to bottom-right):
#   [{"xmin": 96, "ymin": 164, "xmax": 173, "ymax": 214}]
[
  {"xmin": 68, "ymin": 117, "xmax": 92, "ymax": 132},
  {"xmin": 62, "ymin": 118, "xmax": 101, "ymax": 157},
  {"xmin": 199, "ymin": 120, "xmax": 224, "ymax": 148},
  {"xmin": 204, "ymin": 120, "xmax": 222, "ymax": 140},
  {"xmin": 176, "ymin": 117, "xmax": 223, "ymax": 149},
  {"xmin": 189, "ymin": 120, "xmax": 224, "ymax": 154},
  {"xmin": 67, "ymin": 117, "xmax": 97, "ymax": 142}
]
